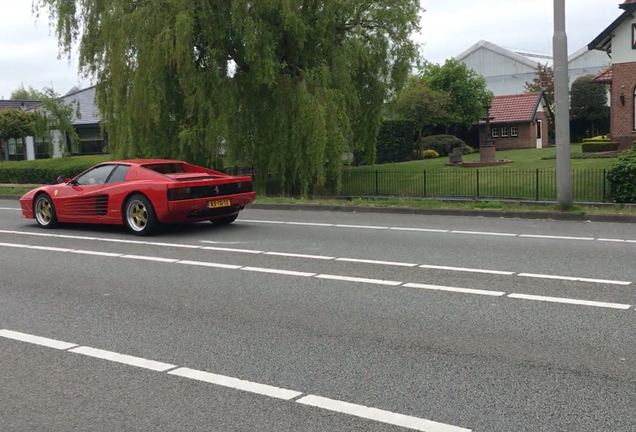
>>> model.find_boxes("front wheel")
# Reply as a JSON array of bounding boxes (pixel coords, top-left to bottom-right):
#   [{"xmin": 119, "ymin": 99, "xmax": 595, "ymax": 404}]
[
  {"xmin": 34, "ymin": 194, "xmax": 58, "ymax": 228},
  {"xmin": 124, "ymin": 194, "xmax": 158, "ymax": 236},
  {"xmin": 210, "ymin": 214, "xmax": 238, "ymax": 225}
]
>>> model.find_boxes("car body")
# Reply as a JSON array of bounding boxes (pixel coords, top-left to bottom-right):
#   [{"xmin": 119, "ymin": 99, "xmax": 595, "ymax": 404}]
[{"xmin": 19, "ymin": 159, "xmax": 256, "ymax": 235}]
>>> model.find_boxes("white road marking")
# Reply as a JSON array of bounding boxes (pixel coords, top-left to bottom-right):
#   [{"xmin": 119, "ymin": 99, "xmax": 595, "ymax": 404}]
[
  {"xmin": 27, "ymin": 245, "xmax": 72, "ymax": 252},
  {"xmin": 0, "ymin": 207, "xmax": 20, "ymax": 211},
  {"xmin": 316, "ymin": 274, "xmax": 403, "ymax": 286},
  {"xmin": 286, "ymin": 221, "xmax": 334, "ymax": 227},
  {"xmin": 296, "ymin": 395, "xmax": 471, "ymax": 432},
  {"xmin": 517, "ymin": 273, "xmax": 631, "ymax": 286},
  {"xmin": 71, "ymin": 250, "xmax": 122, "ymax": 257},
  {"xmin": 145, "ymin": 242, "xmax": 200, "ymax": 249},
  {"xmin": 241, "ymin": 266, "xmax": 316, "ymax": 277},
  {"xmin": 120, "ymin": 255, "xmax": 179, "ymax": 263},
  {"xmin": 390, "ymin": 227, "xmax": 449, "ymax": 233},
  {"xmin": 69, "ymin": 346, "xmax": 176, "ymax": 371},
  {"xmin": 177, "ymin": 260, "xmax": 242, "ymax": 270},
  {"xmin": 202, "ymin": 246, "xmax": 263, "ymax": 254},
  {"xmin": 240, "ymin": 219, "xmax": 286, "ymax": 224},
  {"xmin": 336, "ymin": 257, "xmax": 418, "ymax": 267},
  {"xmin": 507, "ymin": 293, "xmax": 631, "ymax": 310},
  {"xmin": 55, "ymin": 234, "xmax": 98, "ymax": 240},
  {"xmin": 0, "ymin": 242, "xmax": 29, "ymax": 248},
  {"xmin": 451, "ymin": 230, "xmax": 517, "ymax": 237},
  {"xmin": 419, "ymin": 264, "xmax": 515, "ymax": 276},
  {"xmin": 0, "ymin": 329, "xmax": 77, "ymax": 350},
  {"xmin": 335, "ymin": 224, "xmax": 389, "ymax": 230},
  {"xmin": 265, "ymin": 251, "xmax": 335, "ymax": 260},
  {"xmin": 596, "ymin": 238, "xmax": 627, "ymax": 243},
  {"xmin": 518, "ymin": 234, "xmax": 595, "ymax": 241},
  {"xmin": 168, "ymin": 367, "xmax": 302, "ymax": 400},
  {"xmin": 403, "ymin": 283, "xmax": 506, "ymax": 297}
]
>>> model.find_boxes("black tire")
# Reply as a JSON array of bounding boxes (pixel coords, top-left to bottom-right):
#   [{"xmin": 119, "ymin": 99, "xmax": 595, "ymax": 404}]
[
  {"xmin": 211, "ymin": 214, "xmax": 238, "ymax": 225},
  {"xmin": 123, "ymin": 194, "xmax": 158, "ymax": 236},
  {"xmin": 33, "ymin": 194, "xmax": 58, "ymax": 229}
]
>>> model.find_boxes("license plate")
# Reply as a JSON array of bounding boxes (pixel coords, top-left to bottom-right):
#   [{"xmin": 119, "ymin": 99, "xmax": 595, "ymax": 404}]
[{"xmin": 208, "ymin": 199, "xmax": 231, "ymax": 209}]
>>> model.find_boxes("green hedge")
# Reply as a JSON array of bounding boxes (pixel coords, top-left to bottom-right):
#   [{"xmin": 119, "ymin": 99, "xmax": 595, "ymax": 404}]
[
  {"xmin": 581, "ymin": 142, "xmax": 619, "ymax": 153},
  {"xmin": 418, "ymin": 134, "xmax": 472, "ymax": 157},
  {"xmin": 0, "ymin": 155, "xmax": 111, "ymax": 184},
  {"xmin": 581, "ymin": 135, "xmax": 611, "ymax": 143},
  {"xmin": 376, "ymin": 119, "xmax": 417, "ymax": 164},
  {"xmin": 607, "ymin": 143, "xmax": 636, "ymax": 203}
]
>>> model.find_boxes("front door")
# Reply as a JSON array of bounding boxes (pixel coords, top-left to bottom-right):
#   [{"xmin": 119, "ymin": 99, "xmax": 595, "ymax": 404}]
[{"xmin": 536, "ymin": 120, "xmax": 543, "ymax": 149}]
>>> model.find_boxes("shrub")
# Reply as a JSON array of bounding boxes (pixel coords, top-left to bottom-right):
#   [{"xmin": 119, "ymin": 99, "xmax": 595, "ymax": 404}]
[
  {"xmin": 581, "ymin": 142, "xmax": 619, "ymax": 153},
  {"xmin": 418, "ymin": 134, "xmax": 469, "ymax": 157},
  {"xmin": 581, "ymin": 135, "xmax": 611, "ymax": 143},
  {"xmin": 376, "ymin": 119, "xmax": 417, "ymax": 164},
  {"xmin": 422, "ymin": 149, "xmax": 439, "ymax": 159},
  {"xmin": 607, "ymin": 143, "xmax": 636, "ymax": 203},
  {"xmin": 0, "ymin": 155, "xmax": 111, "ymax": 184}
]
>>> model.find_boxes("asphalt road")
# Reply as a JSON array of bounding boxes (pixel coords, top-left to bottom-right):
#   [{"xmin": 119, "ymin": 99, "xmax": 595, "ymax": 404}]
[{"xmin": 0, "ymin": 199, "xmax": 634, "ymax": 431}]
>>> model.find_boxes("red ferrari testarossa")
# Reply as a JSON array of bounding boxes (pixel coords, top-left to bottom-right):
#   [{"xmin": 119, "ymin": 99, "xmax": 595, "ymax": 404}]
[{"xmin": 19, "ymin": 159, "xmax": 256, "ymax": 235}]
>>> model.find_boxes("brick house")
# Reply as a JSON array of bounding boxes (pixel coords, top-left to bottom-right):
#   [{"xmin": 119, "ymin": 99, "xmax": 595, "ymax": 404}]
[
  {"xmin": 479, "ymin": 92, "xmax": 550, "ymax": 150},
  {"xmin": 589, "ymin": 0, "xmax": 636, "ymax": 150}
]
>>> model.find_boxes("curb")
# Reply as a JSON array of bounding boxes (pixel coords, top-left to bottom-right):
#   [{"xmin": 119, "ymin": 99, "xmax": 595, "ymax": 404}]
[{"xmin": 251, "ymin": 203, "xmax": 636, "ymax": 223}]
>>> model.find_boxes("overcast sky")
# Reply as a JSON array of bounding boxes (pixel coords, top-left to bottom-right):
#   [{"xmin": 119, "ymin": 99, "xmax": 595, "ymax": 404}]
[{"xmin": 0, "ymin": 0, "xmax": 626, "ymax": 99}]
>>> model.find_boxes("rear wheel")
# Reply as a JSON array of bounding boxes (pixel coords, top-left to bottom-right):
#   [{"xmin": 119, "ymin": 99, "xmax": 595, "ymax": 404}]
[
  {"xmin": 34, "ymin": 194, "xmax": 58, "ymax": 228},
  {"xmin": 124, "ymin": 194, "xmax": 157, "ymax": 235},
  {"xmin": 211, "ymin": 214, "xmax": 238, "ymax": 225}
]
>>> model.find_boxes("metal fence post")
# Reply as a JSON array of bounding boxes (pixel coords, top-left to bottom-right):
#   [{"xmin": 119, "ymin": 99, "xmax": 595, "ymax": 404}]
[
  {"xmin": 375, "ymin": 170, "xmax": 379, "ymax": 195},
  {"xmin": 535, "ymin": 169, "xmax": 540, "ymax": 201},
  {"xmin": 423, "ymin": 170, "xmax": 427, "ymax": 198},
  {"xmin": 475, "ymin": 169, "xmax": 480, "ymax": 198},
  {"xmin": 602, "ymin": 169, "xmax": 606, "ymax": 202}
]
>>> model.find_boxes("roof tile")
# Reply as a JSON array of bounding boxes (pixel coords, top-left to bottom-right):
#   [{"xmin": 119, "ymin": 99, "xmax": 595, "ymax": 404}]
[{"xmin": 486, "ymin": 93, "xmax": 542, "ymax": 124}]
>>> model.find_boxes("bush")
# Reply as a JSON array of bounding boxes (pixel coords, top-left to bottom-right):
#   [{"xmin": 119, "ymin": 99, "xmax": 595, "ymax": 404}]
[
  {"xmin": 422, "ymin": 149, "xmax": 439, "ymax": 159},
  {"xmin": 581, "ymin": 135, "xmax": 611, "ymax": 143},
  {"xmin": 376, "ymin": 119, "xmax": 417, "ymax": 164},
  {"xmin": 607, "ymin": 143, "xmax": 636, "ymax": 203},
  {"xmin": 581, "ymin": 142, "xmax": 619, "ymax": 153},
  {"xmin": 418, "ymin": 134, "xmax": 469, "ymax": 157},
  {"xmin": 0, "ymin": 155, "xmax": 111, "ymax": 184}
]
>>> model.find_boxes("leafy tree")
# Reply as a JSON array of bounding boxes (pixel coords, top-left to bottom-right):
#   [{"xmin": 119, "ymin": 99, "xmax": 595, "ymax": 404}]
[
  {"xmin": 419, "ymin": 59, "xmax": 492, "ymax": 128},
  {"xmin": 525, "ymin": 63, "xmax": 554, "ymax": 117},
  {"xmin": 31, "ymin": 88, "xmax": 81, "ymax": 156},
  {"xmin": 570, "ymin": 75, "xmax": 609, "ymax": 136},
  {"xmin": 0, "ymin": 109, "xmax": 37, "ymax": 141},
  {"xmin": 10, "ymin": 86, "xmax": 46, "ymax": 101},
  {"xmin": 35, "ymin": 0, "xmax": 420, "ymax": 194},
  {"xmin": 394, "ymin": 77, "xmax": 450, "ymax": 141}
]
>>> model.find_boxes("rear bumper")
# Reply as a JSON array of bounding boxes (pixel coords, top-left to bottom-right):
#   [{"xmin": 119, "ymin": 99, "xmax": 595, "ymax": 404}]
[{"xmin": 159, "ymin": 191, "xmax": 256, "ymax": 223}]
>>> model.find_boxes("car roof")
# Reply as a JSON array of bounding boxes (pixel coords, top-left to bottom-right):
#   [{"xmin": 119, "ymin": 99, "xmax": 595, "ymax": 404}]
[{"xmin": 110, "ymin": 159, "xmax": 184, "ymax": 166}]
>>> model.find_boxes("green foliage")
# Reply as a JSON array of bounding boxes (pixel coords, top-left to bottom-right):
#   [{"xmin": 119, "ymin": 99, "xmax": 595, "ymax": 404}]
[
  {"xmin": 525, "ymin": 63, "xmax": 554, "ymax": 114},
  {"xmin": 420, "ymin": 59, "xmax": 492, "ymax": 128},
  {"xmin": 570, "ymin": 75, "xmax": 609, "ymax": 140},
  {"xmin": 10, "ymin": 86, "xmax": 46, "ymax": 101},
  {"xmin": 376, "ymin": 119, "xmax": 417, "ymax": 164},
  {"xmin": 0, "ymin": 109, "xmax": 37, "ymax": 140},
  {"xmin": 0, "ymin": 155, "xmax": 110, "ymax": 184},
  {"xmin": 418, "ymin": 134, "xmax": 469, "ymax": 157},
  {"xmin": 582, "ymin": 135, "xmax": 611, "ymax": 143},
  {"xmin": 607, "ymin": 144, "xmax": 636, "ymax": 203},
  {"xmin": 36, "ymin": 0, "xmax": 420, "ymax": 195},
  {"xmin": 31, "ymin": 88, "xmax": 81, "ymax": 157},
  {"xmin": 422, "ymin": 149, "xmax": 439, "ymax": 159},
  {"xmin": 394, "ymin": 77, "xmax": 450, "ymax": 139},
  {"xmin": 581, "ymin": 142, "xmax": 619, "ymax": 153}
]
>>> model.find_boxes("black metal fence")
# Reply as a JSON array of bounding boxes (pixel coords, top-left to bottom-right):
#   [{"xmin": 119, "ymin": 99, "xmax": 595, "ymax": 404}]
[{"xmin": 224, "ymin": 167, "xmax": 612, "ymax": 203}]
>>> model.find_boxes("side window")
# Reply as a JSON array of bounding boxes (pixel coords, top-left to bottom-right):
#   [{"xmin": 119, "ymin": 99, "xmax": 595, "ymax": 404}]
[
  {"xmin": 75, "ymin": 165, "xmax": 115, "ymax": 186},
  {"xmin": 107, "ymin": 165, "xmax": 131, "ymax": 183}
]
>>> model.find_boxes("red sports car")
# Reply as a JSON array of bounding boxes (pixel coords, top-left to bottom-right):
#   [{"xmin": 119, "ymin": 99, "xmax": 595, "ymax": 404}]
[{"xmin": 19, "ymin": 159, "xmax": 256, "ymax": 235}]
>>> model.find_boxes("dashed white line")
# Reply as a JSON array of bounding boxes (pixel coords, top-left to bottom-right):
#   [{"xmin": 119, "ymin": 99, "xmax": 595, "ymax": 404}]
[
  {"xmin": 596, "ymin": 238, "xmax": 627, "ymax": 243},
  {"xmin": 335, "ymin": 224, "xmax": 389, "ymax": 230},
  {"xmin": 403, "ymin": 283, "xmax": 506, "ymax": 297},
  {"xmin": 336, "ymin": 257, "xmax": 418, "ymax": 267},
  {"xmin": 507, "ymin": 293, "xmax": 631, "ymax": 310},
  {"xmin": 285, "ymin": 221, "xmax": 334, "ymax": 227},
  {"xmin": 241, "ymin": 266, "xmax": 316, "ymax": 277},
  {"xmin": 71, "ymin": 250, "xmax": 122, "ymax": 257},
  {"xmin": 121, "ymin": 255, "xmax": 179, "ymax": 263},
  {"xmin": 0, "ymin": 207, "xmax": 20, "ymax": 211},
  {"xmin": 517, "ymin": 273, "xmax": 632, "ymax": 286},
  {"xmin": 0, "ymin": 329, "xmax": 77, "ymax": 350},
  {"xmin": 69, "ymin": 346, "xmax": 177, "ymax": 371},
  {"xmin": 519, "ymin": 234, "xmax": 595, "ymax": 241},
  {"xmin": 177, "ymin": 260, "xmax": 242, "ymax": 270},
  {"xmin": 296, "ymin": 395, "xmax": 471, "ymax": 432},
  {"xmin": 418, "ymin": 264, "xmax": 514, "ymax": 276},
  {"xmin": 0, "ymin": 241, "xmax": 29, "ymax": 248},
  {"xmin": 144, "ymin": 242, "xmax": 200, "ymax": 249},
  {"xmin": 390, "ymin": 227, "xmax": 449, "ymax": 233},
  {"xmin": 202, "ymin": 246, "xmax": 263, "ymax": 254},
  {"xmin": 315, "ymin": 274, "xmax": 403, "ymax": 286},
  {"xmin": 451, "ymin": 230, "xmax": 517, "ymax": 237},
  {"xmin": 168, "ymin": 367, "xmax": 302, "ymax": 400},
  {"xmin": 27, "ymin": 245, "xmax": 72, "ymax": 252},
  {"xmin": 240, "ymin": 219, "xmax": 286, "ymax": 224},
  {"xmin": 265, "ymin": 251, "xmax": 335, "ymax": 260}
]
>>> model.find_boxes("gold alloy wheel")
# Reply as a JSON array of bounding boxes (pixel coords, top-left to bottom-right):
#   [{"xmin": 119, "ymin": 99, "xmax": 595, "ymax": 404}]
[
  {"xmin": 126, "ymin": 200, "xmax": 149, "ymax": 232},
  {"xmin": 35, "ymin": 197, "xmax": 53, "ymax": 226}
]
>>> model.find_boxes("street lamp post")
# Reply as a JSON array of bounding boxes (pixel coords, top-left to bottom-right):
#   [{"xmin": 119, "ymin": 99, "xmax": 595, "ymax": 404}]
[{"xmin": 553, "ymin": 0, "xmax": 572, "ymax": 208}]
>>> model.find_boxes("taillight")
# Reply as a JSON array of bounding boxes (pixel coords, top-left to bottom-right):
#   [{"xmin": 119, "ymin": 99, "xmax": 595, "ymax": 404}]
[{"xmin": 167, "ymin": 187, "xmax": 192, "ymax": 201}]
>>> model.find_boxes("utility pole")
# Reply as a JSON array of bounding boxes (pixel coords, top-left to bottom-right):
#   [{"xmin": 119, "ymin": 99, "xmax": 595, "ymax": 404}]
[{"xmin": 553, "ymin": 0, "xmax": 572, "ymax": 208}]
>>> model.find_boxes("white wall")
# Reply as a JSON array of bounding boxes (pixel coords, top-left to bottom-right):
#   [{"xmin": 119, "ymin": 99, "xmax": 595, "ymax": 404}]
[{"xmin": 612, "ymin": 15, "xmax": 636, "ymax": 64}]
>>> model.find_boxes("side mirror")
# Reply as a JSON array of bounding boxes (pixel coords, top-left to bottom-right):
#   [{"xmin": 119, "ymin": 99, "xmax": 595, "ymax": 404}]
[{"xmin": 56, "ymin": 176, "xmax": 72, "ymax": 184}]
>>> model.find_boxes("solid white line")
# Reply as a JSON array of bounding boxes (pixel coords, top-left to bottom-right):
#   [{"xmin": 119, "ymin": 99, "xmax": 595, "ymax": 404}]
[
  {"xmin": 239, "ymin": 219, "xmax": 286, "ymax": 224},
  {"xmin": 286, "ymin": 221, "xmax": 334, "ymax": 227},
  {"xmin": 265, "ymin": 251, "xmax": 335, "ymax": 260},
  {"xmin": 519, "ymin": 234, "xmax": 595, "ymax": 241},
  {"xmin": 241, "ymin": 266, "xmax": 316, "ymax": 277},
  {"xmin": 403, "ymin": 283, "xmax": 506, "ymax": 297},
  {"xmin": 71, "ymin": 250, "xmax": 122, "ymax": 257},
  {"xmin": 202, "ymin": 246, "xmax": 263, "ymax": 254},
  {"xmin": 419, "ymin": 264, "xmax": 515, "ymax": 276},
  {"xmin": 27, "ymin": 245, "xmax": 72, "ymax": 252},
  {"xmin": 0, "ymin": 207, "xmax": 20, "ymax": 211},
  {"xmin": 146, "ymin": 242, "xmax": 201, "ymax": 249},
  {"xmin": 120, "ymin": 255, "xmax": 179, "ymax": 263},
  {"xmin": 97, "ymin": 238, "xmax": 148, "ymax": 245},
  {"xmin": 451, "ymin": 230, "xmax": 517, "ymax": 237},
  {"xmin": 296, "ymin": 395, "xmax": 471, "ymax": 432},
  {"xmin": 507, "ymin": 293, "xmax": 631, "ymax": 310},
  {"xmin": 390, "ymin": 227, "xmax": 449, "ymax": 233},
  {"xmin": 69, "ymin": 346, "xmax": 176, "ymax": 371},
  {"xmin": 55, "ymin": 234, "xmax": 98, "ymax": 240},
  {"xmin": 517, "ymin": 273, "xmax": 631, "ymax": 286},
  {"xmin": 0, "ymin": 242, "xmax": 29, "ymax": 248},
  {"xmin": 0, "ymin": 329, "xmax": 78, "ymax": 350},
  {"xmin": 315, "ymin": 274, "xmax": 402, "ymax": 286},
  {"xmin": 336, "ymin": 257, "xmax": 418, "ymax": 267},
  {"xmin": 168, "ymin": 367, "xmax": 302, "ymax": 400},
  {"xmin": 335, "ymin": 224, "xmax": 389, "ymax": 230},
  {"xmin": 177, "ymin": 260, "xmax": 242, "ymax": 270},
  {"xmin": 596, "ymin": 238, "xmax": 626, "ymax": 243}
]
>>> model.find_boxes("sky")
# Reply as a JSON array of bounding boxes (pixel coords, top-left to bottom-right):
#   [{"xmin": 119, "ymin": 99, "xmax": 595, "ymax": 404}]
[{"xmin": 0, "ymin": 0, "xmax": 627, "ymax": 99}]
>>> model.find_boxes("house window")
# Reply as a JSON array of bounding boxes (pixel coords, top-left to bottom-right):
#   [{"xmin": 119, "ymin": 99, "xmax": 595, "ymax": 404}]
[
  {"xmin": 491, "ymin": 128, "xmax": 499, "ymax": 138},
  {"xmin": 511, "ymin": 126, "xmax": 518, "ymax": 137},
  {"xmin": 501, "ymin": 126, "xmax": 509, "ymax": 137}
]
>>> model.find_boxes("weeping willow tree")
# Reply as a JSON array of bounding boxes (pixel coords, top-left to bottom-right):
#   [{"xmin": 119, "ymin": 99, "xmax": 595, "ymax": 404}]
[{"xmin": 36, "ymin": 0, "xmax": 419, "ymax": 194}]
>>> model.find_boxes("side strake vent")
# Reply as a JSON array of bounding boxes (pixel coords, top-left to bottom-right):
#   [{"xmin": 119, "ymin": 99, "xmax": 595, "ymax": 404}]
[
  {"xmin": 65, "ymin": 195, "xmax": 109, "ymax": 216},
  {"xmin": 168, "ymin": 182, "xmax": 252, "ymax": 201}
]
